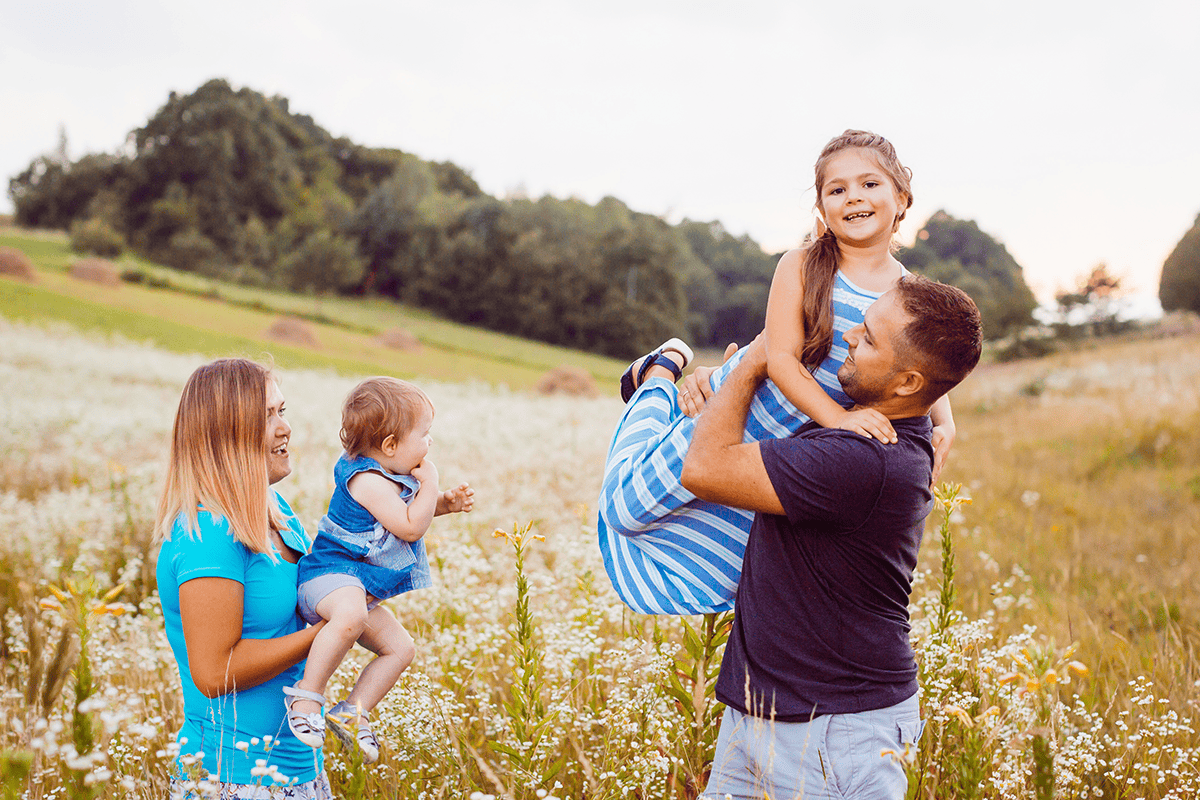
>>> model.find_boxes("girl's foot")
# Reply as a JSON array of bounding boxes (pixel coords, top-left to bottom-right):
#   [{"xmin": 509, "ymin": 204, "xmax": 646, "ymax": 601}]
[
  {"xmin": 620, "ymin": 338, "xmax": 694, "ymax": 402},
  {"xmin": 283, "ymin": 685, "xmax": 327, "ymax": 748},
  {"xmin": 328, "ymin": 700, "xmax": 380, "ymax": 763}
]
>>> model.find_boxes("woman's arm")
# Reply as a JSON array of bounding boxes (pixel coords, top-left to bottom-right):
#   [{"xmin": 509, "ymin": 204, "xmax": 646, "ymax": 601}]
[
  {"xmin": 180, "ymin": 577, "xmax": 324, "ymax": 698},
  {"xmin": 765, "ymin": 250, "xmax": 895, "ymax": 443}
]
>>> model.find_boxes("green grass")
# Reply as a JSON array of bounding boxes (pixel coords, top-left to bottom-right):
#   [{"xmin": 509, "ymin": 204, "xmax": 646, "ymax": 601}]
[{"xmin": 0, "ymin": 228, "xmax": 627, "ymax": 388}]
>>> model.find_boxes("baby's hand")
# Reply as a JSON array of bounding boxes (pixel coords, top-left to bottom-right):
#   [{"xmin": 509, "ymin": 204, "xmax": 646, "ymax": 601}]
[
  {"xmin": 440, "ymin": 482, "xmax": 474, "ymax": 514},
  {"xmin": 412, "ymin": 458, "xmax": 439, "ymax": 487},
  {"xmin": 834, "ymin": 408, "xmax": 897, "ymax": 444}
]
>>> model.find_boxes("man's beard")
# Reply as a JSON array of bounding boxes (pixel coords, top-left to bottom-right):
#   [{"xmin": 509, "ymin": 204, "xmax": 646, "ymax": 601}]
[{"xmin": 837, "ymin": 361, "xmax": 893, "ymax": 406}]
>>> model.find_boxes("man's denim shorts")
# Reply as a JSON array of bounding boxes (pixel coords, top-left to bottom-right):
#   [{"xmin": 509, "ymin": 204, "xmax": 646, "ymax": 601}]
[{"xmin": 702, "ymin": 693, "xmax": 923, "ymax": 800}]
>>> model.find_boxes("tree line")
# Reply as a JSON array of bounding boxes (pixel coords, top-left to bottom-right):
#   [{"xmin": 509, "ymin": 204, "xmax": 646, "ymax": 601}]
[{"xmin": 8, "ymin": 78, "xmax": 1041, "ymax": 357}]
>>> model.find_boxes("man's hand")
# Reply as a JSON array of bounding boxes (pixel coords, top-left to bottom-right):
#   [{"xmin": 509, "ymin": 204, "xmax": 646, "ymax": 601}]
[
  {"xmin": 678, "ymin": 339, "xmax": 769, "ymax": 418},
  {"xmin": 437, "ymin": 482, "xmax": 474, "ymax": 515},
  {"xmin": 678, "ymin": 342, "xmax": 739, "ymax": 417}
]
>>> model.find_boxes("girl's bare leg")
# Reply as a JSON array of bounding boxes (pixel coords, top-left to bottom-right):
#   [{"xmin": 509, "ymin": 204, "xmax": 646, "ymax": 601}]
[
  {"xmin": 292, "ymin": 586, "xmax": 370, "ymax": 716},
  {"xmin": 343, "ymin": 604, "xmax": 415, "ymax": 718}
]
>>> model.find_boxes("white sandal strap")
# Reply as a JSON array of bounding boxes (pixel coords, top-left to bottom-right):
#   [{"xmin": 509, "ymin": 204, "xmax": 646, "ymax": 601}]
[{"xmin": 283, "ymin": 685, "xmax": 327, "ymax": 706}]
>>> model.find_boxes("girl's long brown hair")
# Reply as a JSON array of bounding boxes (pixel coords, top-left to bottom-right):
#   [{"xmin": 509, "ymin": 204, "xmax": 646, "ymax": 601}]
[
  {"xmin": 154, "ymin": 358, "xmax": 286, "ymax": 555},
  {"xmin": 799, "ymin": 130, "xmax": 914, "ymax": 369}
]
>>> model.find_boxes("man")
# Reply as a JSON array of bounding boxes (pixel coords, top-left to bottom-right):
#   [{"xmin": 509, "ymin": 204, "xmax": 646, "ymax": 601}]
[{"xmin": 681, "ymin": 276, "xmax": 982, "ymax": 799}]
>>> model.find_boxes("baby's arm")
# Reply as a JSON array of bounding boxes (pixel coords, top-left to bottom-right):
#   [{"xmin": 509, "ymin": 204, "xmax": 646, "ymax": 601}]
[
  {"xmin": 436, "ymin": 482, "xmax": 474, "ymax": 516},
  {"xmin": 765, "ymin": 250, "xmax": 896, "ymax": 443},
  {"xmin": 929, "ymin": 394, "xmax": 956, "ymax": 484},
  {"xmin": 347, "ymin": 460, "xmax": 439, "ymax": 543}
]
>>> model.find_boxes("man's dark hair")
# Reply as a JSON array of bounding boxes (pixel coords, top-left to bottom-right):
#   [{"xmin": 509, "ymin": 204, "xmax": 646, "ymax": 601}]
[{"xmin": 893, "ymin": 274, "xmax": 983, "ymax": 400}]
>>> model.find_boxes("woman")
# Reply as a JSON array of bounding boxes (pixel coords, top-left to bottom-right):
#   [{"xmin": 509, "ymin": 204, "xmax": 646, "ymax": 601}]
[{"xmin": 155, "ymin": 358, "xmax": 330, "ymax": 798}]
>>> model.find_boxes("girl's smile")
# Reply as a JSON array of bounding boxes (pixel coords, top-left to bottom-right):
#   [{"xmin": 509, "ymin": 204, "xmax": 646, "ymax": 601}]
[{"xmin": 819, "ymin": 148, "xmax": 904, "ymax": 247}]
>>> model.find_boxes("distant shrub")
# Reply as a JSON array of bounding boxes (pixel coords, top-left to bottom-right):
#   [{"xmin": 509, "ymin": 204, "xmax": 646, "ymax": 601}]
[
  {"xmin": 162, "ymin": 229, "xmax": 223, "ymax": 275},
  {"xmin": 0, "ymin": 246, "xmax": 37, "ymax": 281},
  {"xmin": 119, "ymin": 268, "xmax": 171, "ymax": 289},
  {"xmin": 995, "ymin": 334, "xmax": 1056, "ymax": 363},
  {"xmin": 69, "ymin": 217, "xmax": 125, "ymax": 258},
  {"xmin": 70, "ymin": 258, "xmax": 121, "ymax": 287}
]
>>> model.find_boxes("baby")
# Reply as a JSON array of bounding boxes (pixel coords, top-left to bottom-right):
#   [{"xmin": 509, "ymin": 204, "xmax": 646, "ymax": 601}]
[{"xmin": 286, "ymin": 377, "xmax": 473, "ymax": 762}]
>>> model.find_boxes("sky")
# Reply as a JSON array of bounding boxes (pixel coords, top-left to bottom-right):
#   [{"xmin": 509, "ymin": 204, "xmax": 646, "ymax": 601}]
[{"xmin": 3, "ymin": 0, "xmax": 1197, "ymax": 316}]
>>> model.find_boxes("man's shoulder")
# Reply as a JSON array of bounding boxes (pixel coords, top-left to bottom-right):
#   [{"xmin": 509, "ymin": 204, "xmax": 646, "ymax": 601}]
[
  {"xmin": 766, "ymin": 427, "xmax": 890, "ymax": 485},
  {"xmin": 770, "ymin": 417, "xmax": 932, "ymax": 481}
]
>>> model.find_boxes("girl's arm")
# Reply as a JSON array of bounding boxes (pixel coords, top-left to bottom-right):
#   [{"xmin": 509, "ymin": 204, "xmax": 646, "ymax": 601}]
[
  {"xmin": 929, "ymin": 393, "xmax": 956, "ymax": 484},
  {"xmin": 435, "ymin": 482, "xmax": 474, "ymax": 516},
  {"xmin": 347, "ymin": 462, "xmax": 439, "ymax": 543},
  {"xmin": 181, "ymin": 577, "xmax": 324, "ymax": 698},
  {"xmin": 765, "ymin": 250, "xmax": 896, "ymax": 443}
]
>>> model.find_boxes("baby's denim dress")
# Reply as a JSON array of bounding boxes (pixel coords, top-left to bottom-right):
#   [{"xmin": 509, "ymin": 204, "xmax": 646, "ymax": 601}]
[{"xmin": 296, "ymin": 454, "xmax": 432, "ymax": 602}]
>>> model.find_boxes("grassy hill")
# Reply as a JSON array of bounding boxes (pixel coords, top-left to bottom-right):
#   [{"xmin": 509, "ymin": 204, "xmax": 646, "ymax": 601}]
[{"xmin": 0, "ymin": 227, "xmax": 628, "ymax": 389}]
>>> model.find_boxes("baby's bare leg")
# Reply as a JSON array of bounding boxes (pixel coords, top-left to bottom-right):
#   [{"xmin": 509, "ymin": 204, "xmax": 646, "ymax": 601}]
[
  {"xmin": 294, "ymin": 586, "xmax": 370, "ymax": 715},
  {"xmin": 343, "ymin": 604, "xmax": 415, "ymax": 718}
]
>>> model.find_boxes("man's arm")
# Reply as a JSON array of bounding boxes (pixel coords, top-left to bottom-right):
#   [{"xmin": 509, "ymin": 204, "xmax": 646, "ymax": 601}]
[{"xmin": 681, "ymin": 337, "xmax": 785, "ymax": 516}]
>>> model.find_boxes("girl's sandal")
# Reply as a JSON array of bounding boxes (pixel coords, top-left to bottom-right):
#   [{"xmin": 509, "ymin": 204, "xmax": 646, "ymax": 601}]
[
  {"xmin": 282, "ymin": 685, "xmax": 327, "ymax": 748},
  {"xmin": 328, "ymin": 700, "xmax": 381, "ymax": 764},
  {"xmin": 619, "ymin": 337, "xmax": 695, "ymax": 403}
]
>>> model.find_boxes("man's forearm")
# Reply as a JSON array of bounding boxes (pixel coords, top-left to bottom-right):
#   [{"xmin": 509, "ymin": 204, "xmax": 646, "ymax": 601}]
[{"xmin": 683, "ymin": 353, "xmax": 762, "ymax": 484}]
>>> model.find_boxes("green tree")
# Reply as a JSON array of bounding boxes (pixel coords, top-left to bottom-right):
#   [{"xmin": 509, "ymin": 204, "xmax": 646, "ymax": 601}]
[
  {"xmin": 901, "ymin": 211, "xmax": 1038, "ymax": 340},
  {"xmin": 278, "ymin": 230, "xmax": 365, "ymax": 297},
  {"xmin": 675, "ymin": 219, "xmax": 777, "ymax": 347},
  {"xmin": 1159, "ymin": 212, "xmax": 1200, "ymax": 314}
]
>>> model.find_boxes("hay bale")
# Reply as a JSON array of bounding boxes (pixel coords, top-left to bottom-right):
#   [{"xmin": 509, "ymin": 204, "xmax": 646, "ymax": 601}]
[
  {"xmin": 376, "ymin": 328, "xmax": 422, "ymax": 353},
  {"xmin": 69, "ymin": 258, "xmax": 121, "ymax": 287},
  {"xmin": 265, "ymin": 316, "xmax": 320, "ymax": 348},
  {"xmin": 536, "ymin": 365, "xmax": 599, "ymax": 398},
  {"xmin": 0, "ymin": 246, "xmax": 37, "ymax": 281}
]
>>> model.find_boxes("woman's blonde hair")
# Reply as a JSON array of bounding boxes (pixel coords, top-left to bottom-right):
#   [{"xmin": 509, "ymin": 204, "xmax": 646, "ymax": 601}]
[
  {"xmin": 154, "ymin": 358, "xmax": 286, "ymax": 554},
  {"xmin": 800, "ymin": 129, "xmax": 914, "ymax": 369}
]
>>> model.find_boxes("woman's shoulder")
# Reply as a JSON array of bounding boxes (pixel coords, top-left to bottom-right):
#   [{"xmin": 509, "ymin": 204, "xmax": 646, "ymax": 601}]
[{"xmin": 161, "ymin": 508, "xmax": 241, "ymax": 555}]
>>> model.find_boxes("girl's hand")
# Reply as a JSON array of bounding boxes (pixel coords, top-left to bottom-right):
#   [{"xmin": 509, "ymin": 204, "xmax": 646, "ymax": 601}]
[
  {"xmin": 439, "ymin": 482, "xmax": 474, "ymax": 514},
  {"xmin": 930, "ymin": 424, "xmax": 955, "ymax": 485},
  {"xmin": 834, "ymin": 408, "xmax": 897, "ymax": 444},
  {"xmin": 412, "ymin": 458, "xmax": 439, "ymax": 487}
]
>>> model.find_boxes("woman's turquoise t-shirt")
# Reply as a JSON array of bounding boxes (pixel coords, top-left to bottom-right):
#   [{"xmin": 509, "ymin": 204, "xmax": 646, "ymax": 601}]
[{"xmin": 156, "ymin": 493, "xmax": 324, "ymax": 785}]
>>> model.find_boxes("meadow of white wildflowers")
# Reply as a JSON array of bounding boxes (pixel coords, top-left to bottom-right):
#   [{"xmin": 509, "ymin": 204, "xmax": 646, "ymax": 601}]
[{"xmin": 3, "ymin": 316, "xmax": 1200, "ymax": 799}]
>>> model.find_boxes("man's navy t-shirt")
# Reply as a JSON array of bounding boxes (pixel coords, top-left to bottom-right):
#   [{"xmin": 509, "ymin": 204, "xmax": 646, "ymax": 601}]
[{"xmin": 715, "ymin": 415, "xmax": 934, "ymax": 722}]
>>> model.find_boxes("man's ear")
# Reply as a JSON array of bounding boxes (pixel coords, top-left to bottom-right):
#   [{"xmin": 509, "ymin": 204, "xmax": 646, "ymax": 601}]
[
  {"xmin": 379, "ymin": 434, "xmax": 397, "ymax": 455},
  {"xmin": 891, "ymin": 369, "xmax": 926, "ymax": 398}
]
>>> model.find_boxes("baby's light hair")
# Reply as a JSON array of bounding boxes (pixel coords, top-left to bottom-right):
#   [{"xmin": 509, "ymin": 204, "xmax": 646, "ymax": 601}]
[{"xmin": 340, "ymin": 377, "xmax": 433, "ymax": 459}]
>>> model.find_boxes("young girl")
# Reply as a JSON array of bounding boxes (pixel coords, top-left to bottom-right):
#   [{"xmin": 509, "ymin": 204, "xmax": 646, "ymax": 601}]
[
  {"xmin": 286, "ymin": 377, "xmax": 473, "ymax": 762},
  {"xmin": 601, "ymin": 129, "xmax": 955, "ymax": 615},
  {"xmin": 762, "ymin": 132, "xmax": 926, "ymax": 446}
]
